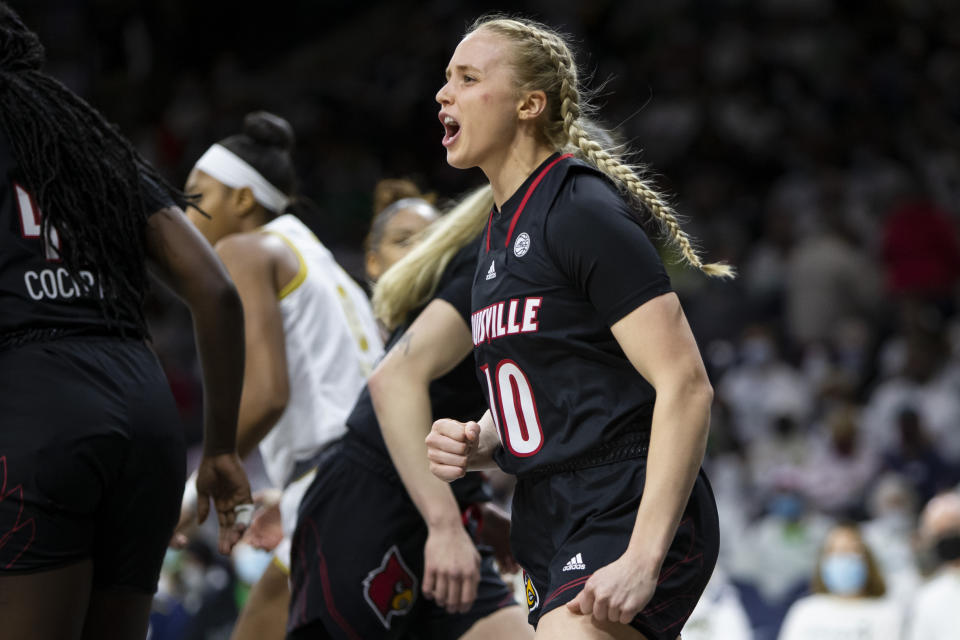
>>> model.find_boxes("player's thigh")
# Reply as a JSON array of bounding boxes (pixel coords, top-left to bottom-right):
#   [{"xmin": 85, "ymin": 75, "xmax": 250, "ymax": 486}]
[
  {"xmin": 535, "ymin": 605, "xmax": 647, "ymax": 640},
  {"xmin": 232, "ymin": 560, "xmax": 290, "ymax": 640},
  {"xmin": 459, "ymin": 604, "xmax": 533, "ymax": 640},
  {"xmin": 0, "ymin": 559, "xmax": 92, "ymax": 640},
  {"xmin": 81, "ymin": 587, "xmax": 153, "ymax": 640}
]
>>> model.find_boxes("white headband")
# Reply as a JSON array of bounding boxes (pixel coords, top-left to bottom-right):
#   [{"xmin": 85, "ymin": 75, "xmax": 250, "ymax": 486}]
[
  {"xmin": 194, "ymin": 144, "xmax": 290, "ymax": 213},
  {"xmin": 379, "ymin": 198, "xmax": 439, "ymax": 222}
]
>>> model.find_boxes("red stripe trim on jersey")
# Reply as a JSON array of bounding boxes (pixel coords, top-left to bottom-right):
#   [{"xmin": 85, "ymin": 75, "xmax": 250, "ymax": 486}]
[
  {"xmin": 486, "ymin": 153, "xmax": 573, "ymax": 253},
  {"xmin": 305, "ymin": 518, "xmax": 363, "ymax": 640},
  {"xmin": 485, "ymin": 208, "xmax": 494, "ymax": 252},
  {"xmin": 504, "ymin": 153, "xmax": 573, "ymax": 248}
]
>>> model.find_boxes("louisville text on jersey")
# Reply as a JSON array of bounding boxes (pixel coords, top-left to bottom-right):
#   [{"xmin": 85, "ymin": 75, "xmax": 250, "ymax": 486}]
[{"xmin": 471, "ymin": 297, "xmax": 542, "ymax": 346}]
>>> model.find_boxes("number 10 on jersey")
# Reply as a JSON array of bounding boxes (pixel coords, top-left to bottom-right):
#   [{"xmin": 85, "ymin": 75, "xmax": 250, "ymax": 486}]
[{"xmin": 479, "ymin": 359, "xmax": 544, "ymax": 457}]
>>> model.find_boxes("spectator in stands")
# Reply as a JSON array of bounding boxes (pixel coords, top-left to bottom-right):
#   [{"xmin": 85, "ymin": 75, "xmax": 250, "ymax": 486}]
[
  {"xmin": 778, "ymin": 523, "xmax": 904, "ymax": 640},
  {"xmin": 905, "ymin": 492, "xmax": 960, "ymax": 640}
]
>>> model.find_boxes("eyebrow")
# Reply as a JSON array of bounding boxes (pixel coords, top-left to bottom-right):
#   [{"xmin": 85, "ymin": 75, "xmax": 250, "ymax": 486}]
[{"xmin": 445, "ymin": 64, "xmax": 481, "ymax": 80}]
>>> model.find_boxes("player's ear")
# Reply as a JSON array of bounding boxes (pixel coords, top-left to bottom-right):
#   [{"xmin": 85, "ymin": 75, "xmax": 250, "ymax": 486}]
[
  {"xmin": 365, "ymin": 251, "xmax": 383, "ymax": 282},
  {"xmin": 517, "ymin": 90, "xmax": 547, "ymax": 122},
  {"xmin": 232, "ymin": 186, "xmax": 258, "ymax": 217}
]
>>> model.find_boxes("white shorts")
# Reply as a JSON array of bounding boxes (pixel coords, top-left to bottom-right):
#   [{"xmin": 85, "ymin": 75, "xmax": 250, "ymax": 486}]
[{"xmin": 271, "ymin": 467, "xmax": 317, "ymax": 574}]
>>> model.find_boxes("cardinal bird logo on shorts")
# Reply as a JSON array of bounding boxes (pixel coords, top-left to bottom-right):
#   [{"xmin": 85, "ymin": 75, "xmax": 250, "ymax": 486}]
[
  {"xmin": 524, "ymin": 570, "xmax": 540, "ymax": 612},
  {"xmin": 362, "ymin": 546, "xmax": 417, "ymax": 628}
]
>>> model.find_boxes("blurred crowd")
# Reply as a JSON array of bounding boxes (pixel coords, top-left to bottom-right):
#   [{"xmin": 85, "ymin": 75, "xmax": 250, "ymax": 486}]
[{"xmin": 16, "ymin": 0, "xmax": 960, "ymax": 638}]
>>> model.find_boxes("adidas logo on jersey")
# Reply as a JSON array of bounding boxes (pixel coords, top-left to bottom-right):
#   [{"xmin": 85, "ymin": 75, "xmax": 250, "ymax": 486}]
[
  {"xmin": 562, "ymin": 553, "xmax": 586, "ymax": 572},
  {"xmin": 485, "ymin": 259, "xmax": 497, "ymax": 280}
]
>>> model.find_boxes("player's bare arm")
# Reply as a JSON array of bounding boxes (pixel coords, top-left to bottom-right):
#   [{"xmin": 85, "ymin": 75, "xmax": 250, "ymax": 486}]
[
  {"xmin": 368, "ymin": 298, "xmax": 481, "ymax": 614},
  {"xmin": 146, "ymin": 206, "xmax": 253, "ymax": 553},
  {"xmin": 214, "ymin": 232, "xmax": 294, "ymax": 459},
  {"xmin": 568, "ymin": 292, "xmax": 712, "ymax": 623}
]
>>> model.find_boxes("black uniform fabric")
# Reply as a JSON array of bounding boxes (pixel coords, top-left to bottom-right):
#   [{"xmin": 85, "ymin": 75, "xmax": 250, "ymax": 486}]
[
  {"xmin": 287, "ymin": 438, "xmax": 515, "ymax": 640},
  {"xmin": 472, "ymin": 153, "xmax": 672, "ymax": 475},
  {"xmin": 470, "ymin": 153, "xmax": 718, "ymax": 635},
  {"xmin": 0, "ymin": 129, "xmax": 185, "ymax": 592},
  {"xmin": 288, "ymin": 237, "xmax": 515, "ymax": 637},
  {"xmin": 0, "ymin": 129, "xmax": 171, "ymax": 335},
  {"xmin": 514, "ymin": 461, "xmax": 719, "ymax": 637},
  {"xmin": 0, "ymin": 337, "xmax": 186, "ymax": 592},
  {"xmin": 345, "ymin": 236, "xmax": 490, "ymax": 507}
]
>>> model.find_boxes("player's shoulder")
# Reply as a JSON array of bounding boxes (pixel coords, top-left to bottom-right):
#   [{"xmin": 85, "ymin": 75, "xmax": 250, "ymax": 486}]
[
  {"xmin": 554, "ymin": 160, "xmax": 632, "ymax": 218},
  {"xmin": 215, "ymin": 230, "xmax": 284, "ymax": 270},
  {"xmin": 546, "ymin": 161, "xmax": 639, "ymax": 236}
]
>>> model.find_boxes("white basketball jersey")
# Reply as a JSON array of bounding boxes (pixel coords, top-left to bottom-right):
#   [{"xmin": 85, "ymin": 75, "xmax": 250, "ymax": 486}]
[{"xmin": 257, "ymin": 214, "xmax": 383, "ymax": 488}]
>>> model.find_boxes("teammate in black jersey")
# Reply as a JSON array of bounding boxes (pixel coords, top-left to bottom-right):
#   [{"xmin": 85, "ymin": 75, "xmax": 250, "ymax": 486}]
[
  {"xmin": 222, "ymin": 175, "xmax": 443, "ymax": 640},
  {"xmin": 426, "ymin": 16, "xmax": 734, "ymax": 640},
  {"xmin": 287, "ymin": 187, "xmax": 531, "ymax": 640},
  {"xmin": 0, "ymin": 6, "xmax": 251, "ymax": 639}
]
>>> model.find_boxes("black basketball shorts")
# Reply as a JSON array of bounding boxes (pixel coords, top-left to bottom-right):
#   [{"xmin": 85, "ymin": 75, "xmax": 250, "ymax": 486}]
[
  {"xmin": 0, "ymin": 337, "xmax": 185, "ymax": 592},
  {"xmin": 287, "ymin": 436, "xmax": 518, "ymax": 640},
  {"xmin": 511, "ymin": 458, "xmax": 719, "ymax": 640}
]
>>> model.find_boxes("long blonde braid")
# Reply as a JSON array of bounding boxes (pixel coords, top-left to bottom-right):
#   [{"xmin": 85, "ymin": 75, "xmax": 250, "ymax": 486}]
[{"xmin": 473, "ymin": 16, "xmax": 734, "ymax": 278}]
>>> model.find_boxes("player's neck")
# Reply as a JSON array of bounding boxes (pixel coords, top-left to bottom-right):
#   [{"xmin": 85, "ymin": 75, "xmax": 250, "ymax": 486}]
[
  {"xmin": 483, "ymin": 139, "xmax": 555, "ymax": 210},
  {"xmin": 243, "ymin": 208, "xmax": 275, "ymax": 233}
]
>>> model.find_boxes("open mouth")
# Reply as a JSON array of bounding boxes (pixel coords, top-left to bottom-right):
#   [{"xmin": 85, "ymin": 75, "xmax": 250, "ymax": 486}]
[{"xmin": 442, "ymin": 115, "xmax": 461, "ymax": 147}]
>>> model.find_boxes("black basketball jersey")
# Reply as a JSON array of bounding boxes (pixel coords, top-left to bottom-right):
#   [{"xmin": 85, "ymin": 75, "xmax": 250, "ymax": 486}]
[
  {"xmin": 345, "ymin": 236, "xmax": 490, "ymax": 505},
  {"xmin": 471, "ymin": 153, "xmax": 673, "ymax": 476},
  {"xmin": 0, "ymin": 130, "xmax": 166, "ymax": 334}
]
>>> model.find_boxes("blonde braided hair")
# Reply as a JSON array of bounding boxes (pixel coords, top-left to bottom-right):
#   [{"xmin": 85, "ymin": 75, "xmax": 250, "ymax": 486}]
[
  {"xmin": 372, "ymin": 184, "xmax": 493, "ymax": 329},
  {"xmin": 471, "ymin": 16, "xmax": 734, "ymax": 278}
]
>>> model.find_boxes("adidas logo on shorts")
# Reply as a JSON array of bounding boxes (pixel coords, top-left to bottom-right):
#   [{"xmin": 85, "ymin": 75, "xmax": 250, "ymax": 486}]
[
  {"xmin": 562, "ymin": 553, "xmax": 586, "ymax": 572},
  {"xmin": 485, "ymin": 259, "xmax": 497, "ymax": 280}
]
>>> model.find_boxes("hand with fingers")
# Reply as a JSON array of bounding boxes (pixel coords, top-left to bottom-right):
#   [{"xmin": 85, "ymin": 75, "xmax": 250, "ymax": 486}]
[
  {"xmin": 169, "ymin": 468, "xmax": 205, "ymax": 549},
  {"xmin": 243, "ymin": 489, "xmax": 284, "ymax": 552},
  {"xmin": 195, "ymin": 452, "xmax": 254, "ymax": 555},
  {"xmin": 422, "ymin": 523, "xmax": 482, "ymax": 614},
  {"xmin": 170, "ymin": 498, "xmax": 197, "ymax": 550},
  {"xmin": 426, "ymin": 419, "xmax": 480, "ymax": 481},
  {"xmin": 566, "ymin": 551, "xmax": 659, "ymax": 625}
]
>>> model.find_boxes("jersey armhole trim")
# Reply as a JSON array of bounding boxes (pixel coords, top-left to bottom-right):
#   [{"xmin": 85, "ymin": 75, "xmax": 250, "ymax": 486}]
[
  {"xmin": 262, "ymin": 230, "xmax": 308, "ymax": 300},
  {"xmin": 271, "ymin": 554, "xmax": 291, "ymax": 575}
]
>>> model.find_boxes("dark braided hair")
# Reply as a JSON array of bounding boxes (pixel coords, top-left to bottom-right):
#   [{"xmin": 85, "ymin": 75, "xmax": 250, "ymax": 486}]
[{"xmin": 0, "ymin": 3, "xmax": 190, "ymax": 334}]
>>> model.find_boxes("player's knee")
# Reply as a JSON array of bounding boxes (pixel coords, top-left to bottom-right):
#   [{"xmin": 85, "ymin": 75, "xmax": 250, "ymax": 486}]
[{"xmin": 459, "ymin": 605, "xmax": 532, "ymax": 640}]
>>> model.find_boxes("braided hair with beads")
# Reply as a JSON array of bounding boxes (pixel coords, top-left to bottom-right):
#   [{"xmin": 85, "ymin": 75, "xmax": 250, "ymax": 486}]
[{"xmin": 0, "ymin": 3, "xmax": 191, "ymax": 334}]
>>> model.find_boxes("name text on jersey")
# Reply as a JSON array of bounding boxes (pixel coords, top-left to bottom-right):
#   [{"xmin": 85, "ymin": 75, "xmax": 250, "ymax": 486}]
[{"xmin": 471, "ymin": 297, "xmax": 541, "ymax": 346}]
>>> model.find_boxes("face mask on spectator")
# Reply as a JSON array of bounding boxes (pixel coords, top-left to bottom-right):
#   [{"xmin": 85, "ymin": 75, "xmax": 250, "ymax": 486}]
[
  {"xmin": 821, "ymin": 552, "xmax": 867, "ymax": 595},
  {"xmin": 934, "ymin": 533, "xmax": 960, "ymax": 562}
]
